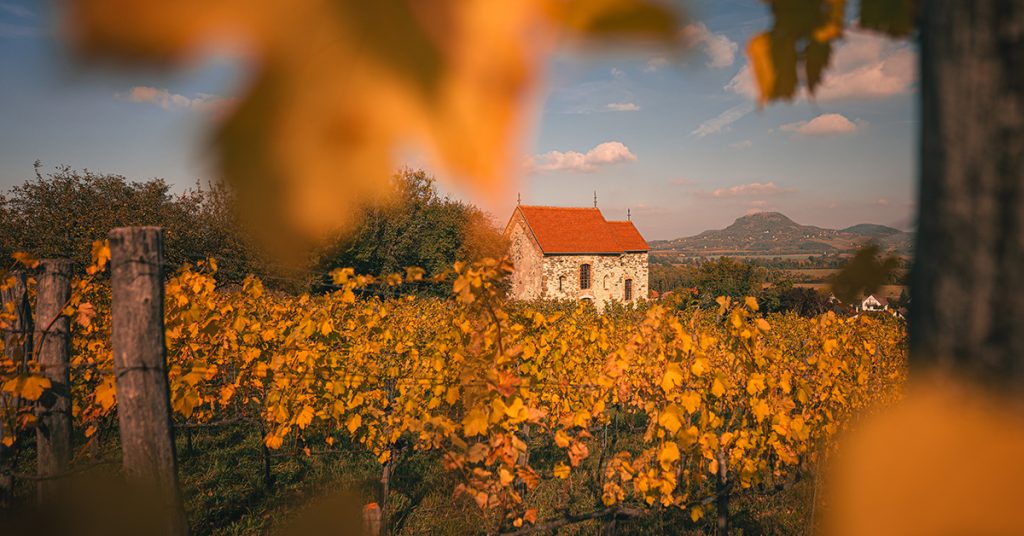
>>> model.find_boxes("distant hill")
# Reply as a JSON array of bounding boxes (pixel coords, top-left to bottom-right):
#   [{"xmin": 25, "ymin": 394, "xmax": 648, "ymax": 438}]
[
  {"xmin": 841, "ymin": 223, "xmax": 914, "ymax": 251},
  {"xmin": 841, "ymin": 223, "xmax": 903, "ymax": 238},
  {"xmin": 651, "ymin": 212, "xmax": 913, "ymax": 256}
]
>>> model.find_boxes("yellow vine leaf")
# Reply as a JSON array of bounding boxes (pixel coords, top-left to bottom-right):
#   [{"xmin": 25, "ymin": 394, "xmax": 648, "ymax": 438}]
[
  {"xmin": 75, "ymin": 302, "xmax": 97, "ymax": 328},
  {"xmin": 658, "ymin": 406, "xmax": 683, "ymax": 434},
  {"xmin": 265, "ymin": 433, "xmax": 284, "ymax": 450},
  {"xmin": 11, "ymin": 252, "xmax": 39, "ymax": 269},
  {"xmin": 346, "ymin": 413, "xmax": 362, "ymax": 434},
  {"xmin": 553, "ymin": 462, "xmax": 570, "ymax": 479},
  {"xmin": 504, "ymin": 397, "xmax": 527, "ymax": 422},
  {"xmin": 690, "ymin": 357, "xmax": 709, "ymax": 377},
  {"xmin": 661, "ymin": 363, "xmax": 684, "ymax": 393},
  {"xmin": 463, "ymin": 408, "xmax": 489, "ymax": 437},
  {"xmin": 296, "ymin": 405, "xmax": 315, "ymax": 429},
  {"xmin": 499, "ymin": 467, "xmax": 514, "ymax": 486},
  {"xmin": 658, "ymin": 441, "xmax": 679, "ymax": 471},
  {"xmin": 95, "ymin": 376, "xmax": 117, "ymax": 411},
  {"xmin": 680, "ymin": 391, "xmax": 701, "ymax": 414},
  {"xmin": 752, "ymin": 399, "xmax": 771, "ymax": 423},
  {"xmin": 711, "ymin": 378, "xmax": 726, "ymax": 398},
  {"xmin": 91, "ymin": 240, "xmax": 111, "ymax": 270},
  {"xmin": 3, "ymin": 375, "xmax": 51, "ymax": 401},
  {"xmin": 746, "ymin": 373, "xmax": 766, "ymax": 395}
]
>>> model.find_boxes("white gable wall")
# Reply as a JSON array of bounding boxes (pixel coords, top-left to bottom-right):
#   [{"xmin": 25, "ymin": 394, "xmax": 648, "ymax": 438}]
[{"xmin": 505, "ymin": 212, "xmax": 545, "ymax": 300}]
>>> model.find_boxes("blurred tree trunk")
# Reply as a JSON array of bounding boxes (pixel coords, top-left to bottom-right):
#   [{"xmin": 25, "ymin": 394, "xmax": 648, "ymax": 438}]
[{"xmin": 911, "ymin": 0, "xmax": 1024, "ymax": 386}]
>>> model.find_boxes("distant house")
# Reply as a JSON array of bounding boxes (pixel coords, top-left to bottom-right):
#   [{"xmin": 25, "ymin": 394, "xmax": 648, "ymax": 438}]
[
  {"xmin": 858, "ymin": 294, "xmax": 888, "ymax": 312},
  {"xmin": 503, "ymin": 205, "xmax": 648, "ymax": 307}
]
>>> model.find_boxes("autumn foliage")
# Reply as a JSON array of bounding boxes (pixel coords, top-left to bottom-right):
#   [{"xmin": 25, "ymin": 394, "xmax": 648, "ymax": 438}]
[{"xmin": 1, "ymin": 247, "xmax": 906, "ymax": 530}]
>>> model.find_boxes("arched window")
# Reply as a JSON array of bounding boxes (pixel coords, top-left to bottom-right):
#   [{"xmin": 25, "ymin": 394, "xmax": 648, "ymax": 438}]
[
  {"xmin": 624, "ymin": 278, "xmax": 633, "ymax": 301},
  {"xmin": 558, "ymin": 275, "xmax": 565, "ymax": 292},
  {"xmin": 580, "ymin": 264, "xmax": 591, "ymax": 290},
  {"xmin": 603, "ymin": 276, "xmax": 608, "ymax": 290}
]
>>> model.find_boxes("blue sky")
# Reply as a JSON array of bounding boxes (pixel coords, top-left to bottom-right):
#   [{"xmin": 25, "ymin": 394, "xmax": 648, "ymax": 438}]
[{"xmin": 0, "ymin": 0, "xmax": 917, "ymax": 240}]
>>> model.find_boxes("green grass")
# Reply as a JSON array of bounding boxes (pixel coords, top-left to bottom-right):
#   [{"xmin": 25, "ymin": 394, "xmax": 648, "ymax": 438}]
[{"xmin": 2, "ymin": 423, "xmax": 818, "ymax": 535}]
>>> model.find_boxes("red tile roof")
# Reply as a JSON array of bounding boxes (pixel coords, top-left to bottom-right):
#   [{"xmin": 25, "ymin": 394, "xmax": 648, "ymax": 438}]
[
  {"xmin": 508, "ymin": 205, "xmax": 648, "ymax": 254},
  {"xmin": 607, "ymin": 221, "xmax": 649, "ymax": 252}
]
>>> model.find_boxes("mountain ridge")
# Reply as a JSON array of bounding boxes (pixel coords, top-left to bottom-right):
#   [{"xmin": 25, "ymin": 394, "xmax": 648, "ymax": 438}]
[{"xmin": 651, "ymin": 212, "xmax": 912, "ymax": 255}]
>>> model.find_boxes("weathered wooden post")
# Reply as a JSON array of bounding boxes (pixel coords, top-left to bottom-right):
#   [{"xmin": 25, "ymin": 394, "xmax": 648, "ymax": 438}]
[
  {"xmin": 34, "ymin": 259, "xmax": 72, "ymax": 504},
  {"xmin": 109, "ymin": 227, "xmax": 188, "ymax": 535},
  {"xmin": 1, "ymin": 270, "xmax": 32, "ymax": 504}
]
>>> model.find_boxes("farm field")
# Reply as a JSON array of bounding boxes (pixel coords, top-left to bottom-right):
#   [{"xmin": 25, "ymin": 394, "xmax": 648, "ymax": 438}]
[{"xmin": 0, "ymin": 254, "xmax": 907, "ymax": 534}]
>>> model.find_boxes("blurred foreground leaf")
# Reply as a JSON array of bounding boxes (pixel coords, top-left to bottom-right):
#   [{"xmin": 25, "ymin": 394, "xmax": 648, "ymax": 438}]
[
  {"xmin": 65, "ymin": 0, "xmax": 682, "ymax": 253},
  {"xmin": 746, "ymin": 0, "xmax": 915, "ymax": 105},
  {"xmin": 829, "ymin": 244, "xmax": 900, "ymax": 305}
]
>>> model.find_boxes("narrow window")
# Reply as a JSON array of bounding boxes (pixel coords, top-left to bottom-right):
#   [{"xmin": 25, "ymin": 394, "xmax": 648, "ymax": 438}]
[
  {"xmin": 624, "ymin": 278, "xmax": 633, "ymax": 301},
  {"xmin": 558, "ymin": 275, "xmax": 565, "ymax": 292},
  {"xmin": 580, "ymin": 264, "xmax": 591, "ymax": 290},
  {"xmin": 603, "ymin": 276, "xmax": 608, "ymax": 290}
]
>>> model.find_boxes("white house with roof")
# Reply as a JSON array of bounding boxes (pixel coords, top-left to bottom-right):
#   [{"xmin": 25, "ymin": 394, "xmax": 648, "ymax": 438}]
[{"xmin": 503, "ymin": 205, "xmax": 648, "ymax": 307}]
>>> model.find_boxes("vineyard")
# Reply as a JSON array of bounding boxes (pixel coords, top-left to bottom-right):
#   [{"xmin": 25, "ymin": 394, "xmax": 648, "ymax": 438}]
[{"xmin": 0, "ymin": 237, "xmax": 907, "ymax": 534}]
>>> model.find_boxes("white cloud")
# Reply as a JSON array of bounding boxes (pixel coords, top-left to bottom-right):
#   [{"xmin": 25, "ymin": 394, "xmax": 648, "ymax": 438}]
[
  {"xmin": 610, "ymin": 67, "xmax": 626, "ymax": 80},
  {"xmin": 692, "ymin": 102, "xmax": 754, "ymax": 137},
  {"xmin": 115, "ymin": 86, "xmax": 231, "ymax": 112},
  {"xmin": 643, "ymin": 57, "xmax": 669, "ymax": 73},
  {"xmin": 606, "ymin": 102, "xmax": 640, "ymax": 112},
  {"xmin": 682, "ymin": 23, "xmax": 737, "ymax": 69},
  {"xmin": 814, "ymin": 32, "xmax": 915, "ymax": 100},
  {"xmin": 528, "ymin": 141, "xmax": 637, "ymax": 173},
  {"xmin": 725, "ymin": 65, "xmax": 758, "ymax": 99},
  {"xmin": 729, "ymin": 140, "xmax": 752, "ymax": 149},
  {"xmin": 696, "ymin": 181, "xmax": 795, "ymax": 198},
  {"xmin": 669, "ymin": 177, "xmax": 692, "ymax": 186},
  {"xmin": 726, "ymin": 32, "xmax": 915, "ymax": 101},
  {"xmin": 780, "ymin": 113, "xmax": 865, "ymax": 135}
]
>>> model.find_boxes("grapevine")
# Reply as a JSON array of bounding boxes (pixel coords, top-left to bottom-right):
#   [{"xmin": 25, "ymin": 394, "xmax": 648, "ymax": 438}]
[{"xmin": 0, "ymin": 249, "xmax": 907, "ymax": 531}]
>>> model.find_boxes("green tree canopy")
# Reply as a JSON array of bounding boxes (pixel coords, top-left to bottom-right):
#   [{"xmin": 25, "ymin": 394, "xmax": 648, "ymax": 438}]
[
  {"xmin": 311, "ymin": 168, "xmax": 507, "ymax": 284},
  {"xmin": 0, "ymin": 164, "xmax": 256, "ymax": 278}
]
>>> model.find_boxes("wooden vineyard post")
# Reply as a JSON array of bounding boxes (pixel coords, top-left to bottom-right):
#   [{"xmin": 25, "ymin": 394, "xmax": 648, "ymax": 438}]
[
  {"xmin": 34, "ymin": 259, "xmax": 72, "ymax": 504},
  {"xmin": 109, "ymin": 227, "xmax": 189, "ymax": 536},
  {"xmin": 1, "ymin": 270, "xmax": 32, "ymax": 504}
]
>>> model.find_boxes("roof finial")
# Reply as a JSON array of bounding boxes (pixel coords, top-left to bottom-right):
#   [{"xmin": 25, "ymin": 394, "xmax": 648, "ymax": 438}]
[
  {"xmin": 517, "ymin": 192, "xmax": 521, "ymax": 205},
  {"xmin": 627, "ymin": 208, "xmax": 631, "ymax": 221},
  {"xmin": 593, "ymin": 190, "xmax": 598, "ymax": 208}
]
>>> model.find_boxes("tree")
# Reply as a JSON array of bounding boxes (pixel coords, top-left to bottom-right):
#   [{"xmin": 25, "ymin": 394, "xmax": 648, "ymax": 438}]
[
  {"xmin": 648, "ymin": 263, "xmax": 697, "ymax": 294},
  {"xmin": 312, "ymin": 168, "xmax": 506, "ymax": 287},
  {"xmin": 0, "ymin": 164, "xmax": 259, "ymax": 280},
  {"xmin": 775, "ymin": 287, "xmax": 833, "ymax": 317}
]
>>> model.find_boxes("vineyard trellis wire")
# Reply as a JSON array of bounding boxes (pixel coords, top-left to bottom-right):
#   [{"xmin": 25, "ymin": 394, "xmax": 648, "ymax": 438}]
[{"xmin": 0, "ymin": 228, "xmax": 908, "ymax": 534}]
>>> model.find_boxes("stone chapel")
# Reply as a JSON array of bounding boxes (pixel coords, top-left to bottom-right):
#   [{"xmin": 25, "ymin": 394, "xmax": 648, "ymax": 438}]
[{"xmin": 503, "ymin": 205, "xmax": 649, "ymax": 307}]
